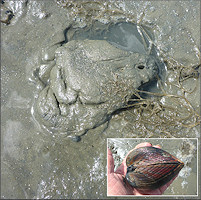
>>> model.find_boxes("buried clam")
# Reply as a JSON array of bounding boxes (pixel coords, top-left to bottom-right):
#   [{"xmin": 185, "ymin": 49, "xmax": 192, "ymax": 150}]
[
  {"xmin": 33, "ymin": 39, "xmax": 158, "ymax": 138},
  {"xmin": 125, "ymin": 147, "xmax": 184, "ymax": 190}
]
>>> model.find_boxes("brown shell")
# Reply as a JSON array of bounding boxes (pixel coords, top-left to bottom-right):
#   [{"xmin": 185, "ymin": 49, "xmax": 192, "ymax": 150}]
[{"xmin": 125, "ymin": 146, "xmax": 184, "ymax": 190}]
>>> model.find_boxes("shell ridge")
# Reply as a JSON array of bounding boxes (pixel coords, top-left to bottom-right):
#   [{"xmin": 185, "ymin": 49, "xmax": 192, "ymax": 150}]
[{"xmin": 125, "ymin": 147, "xmax": 184, "ymax": 189}]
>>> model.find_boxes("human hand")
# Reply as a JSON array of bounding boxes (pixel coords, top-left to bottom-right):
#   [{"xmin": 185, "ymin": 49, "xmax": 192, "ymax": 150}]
[{"xmin": 107, "ymin": 142, "xmax": 177, "ymax": 196}]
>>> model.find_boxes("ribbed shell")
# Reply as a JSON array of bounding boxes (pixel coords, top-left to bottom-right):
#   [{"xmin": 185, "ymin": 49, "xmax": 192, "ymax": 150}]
[{"xmin": 125, "ymin": 146, "xmax": 184, "ymax": 190}]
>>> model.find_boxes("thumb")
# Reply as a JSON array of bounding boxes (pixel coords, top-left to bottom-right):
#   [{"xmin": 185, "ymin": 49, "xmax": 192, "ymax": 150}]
[{"xmin": 107, "ymin": 148, "xmax": 114, "ymax": 174}]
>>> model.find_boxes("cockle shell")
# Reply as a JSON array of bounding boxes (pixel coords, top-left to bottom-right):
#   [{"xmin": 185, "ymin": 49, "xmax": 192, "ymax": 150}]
[{"xmin": 125, "ymin": 146, "xmax": 184, "ymax": 190}]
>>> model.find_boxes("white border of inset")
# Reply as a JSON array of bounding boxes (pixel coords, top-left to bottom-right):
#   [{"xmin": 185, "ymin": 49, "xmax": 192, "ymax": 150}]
[{"xmin": 107, "ymin": 138, "xmax": 199, "ymax": 198}]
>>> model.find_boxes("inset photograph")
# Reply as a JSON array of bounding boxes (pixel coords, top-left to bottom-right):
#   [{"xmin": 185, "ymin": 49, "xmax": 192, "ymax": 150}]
[{"xmin": 107, "ymin": 138, "xmax": 198, "ymax": 196}]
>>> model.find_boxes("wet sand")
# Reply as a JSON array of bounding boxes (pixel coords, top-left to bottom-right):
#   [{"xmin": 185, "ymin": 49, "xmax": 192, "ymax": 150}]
[{"xmin": 1, "ymin": 0, "xmax": 200, "ymax": 198}]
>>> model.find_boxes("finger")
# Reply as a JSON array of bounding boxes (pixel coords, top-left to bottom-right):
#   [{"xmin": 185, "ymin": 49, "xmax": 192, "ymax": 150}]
[
  {"xmin": 115, "ymin": 162, "xmax": 126, "ymax": 175},
  {"xmin": 107, "ymin": 148, "xmax": 114, "ymax": 174},
  {"xmin": 153, "ymin": 144, "xmax": 161, "ymax": 149},
  {"xmin": 135, "ymin": 142, "xmax": 152, "ymax": 149},
  {"xmin": 133, "ymin": 189, "xmax": 144, "ymax": 196}
]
